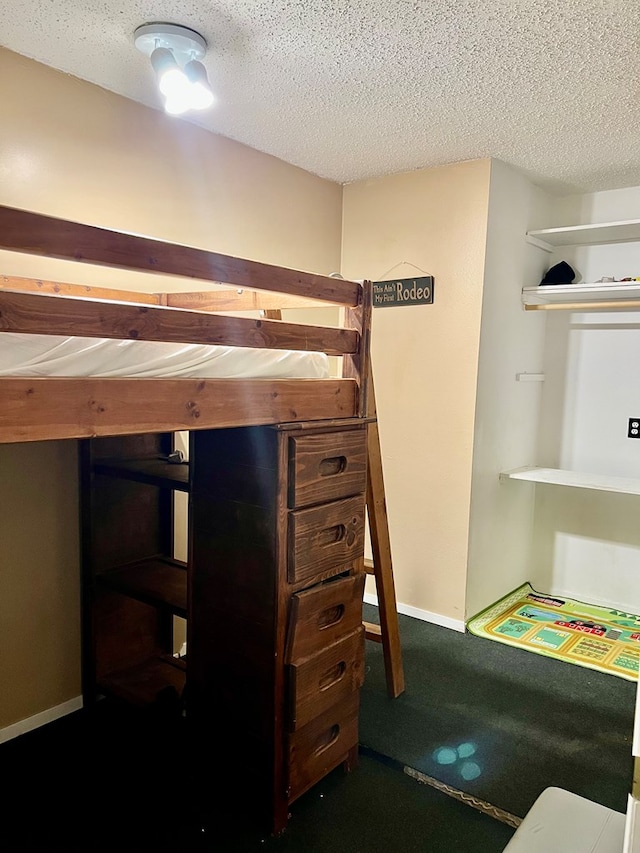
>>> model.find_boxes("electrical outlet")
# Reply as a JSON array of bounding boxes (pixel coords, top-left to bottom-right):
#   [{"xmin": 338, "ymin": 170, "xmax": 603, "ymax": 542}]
[{"xmin": 629, "ymin": 418, "xmax": 640, "ymax": 438}]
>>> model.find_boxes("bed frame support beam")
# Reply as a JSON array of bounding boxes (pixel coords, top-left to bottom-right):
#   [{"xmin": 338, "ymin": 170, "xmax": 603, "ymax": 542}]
[
  {"xmin": 0, "ymin": 377, "xmax": 357, "ymax": 443},
  {"xmin": 0, "ymin": 288, "xmax": 358, "ymax": 356},
  {"xmin": 0, "ymin": 204, "xmax": 362, "ymax": 307}
]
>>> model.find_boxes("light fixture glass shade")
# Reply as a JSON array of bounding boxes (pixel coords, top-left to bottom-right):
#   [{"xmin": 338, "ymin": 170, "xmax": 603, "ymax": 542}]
[
  {"xmin": 142, "ymin": 35, "xmax": 215, "ymax": 115},
  {"xmin": 150, "ymin": 47, "xmax": 190, "ymax": 99},
  {"xmin": 184, "ymin": 60, "xmax": 215, "ymax": 110},
  {"xmin": 163, "ymin": 96, "xmax": 191, "ymax": 115},
  {"xmin": 159, "ymin": 68, "xmax": 191, "ymax": 99}
]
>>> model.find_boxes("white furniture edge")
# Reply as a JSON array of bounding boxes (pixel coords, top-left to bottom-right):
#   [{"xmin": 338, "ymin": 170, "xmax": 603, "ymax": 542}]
[
  {"xmin": 526, "ymin": 218, "xmax": 640, "ymax": 251},
  {"xmin": 624, "ymin": 794, "xmax": 640, "ymax": 853},
  {"xmin": 502, "ymin": 786, "xmax": 626, "ymax": 852},
  {"xmin": 500, "ymin": 466, "xmax": 640, "ymax": 497},
  {"xmin": 523, "ymin": 282, "xmax": 640, "ymax": 306}
]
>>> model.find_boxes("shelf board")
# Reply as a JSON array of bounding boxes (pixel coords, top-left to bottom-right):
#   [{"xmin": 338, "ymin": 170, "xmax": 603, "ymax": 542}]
[
  {"xmin": 93, "ymin": 458, "xmax": 190, "ymax": 491},
  {"xmin": 99, "ymin": 556, "xmax": 188, "ymax": 617},
  {"xmin": 98, "ymin": 655, "xmax": 186, "ymax": 708},
  {"xmin": 522, "ymin": 282, "xmax": 640, "ymax": 307},
  {"xmin": 527, "ymin": 219, "xmax": 640, "ymax": 250},
  {"xmin": 500, "ymin": 466, "xmax": 640, "ymax": 497}
]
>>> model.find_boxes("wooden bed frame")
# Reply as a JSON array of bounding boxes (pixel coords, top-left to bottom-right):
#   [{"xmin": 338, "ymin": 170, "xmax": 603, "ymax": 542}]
[
  {"xmin": 0, "ymin": 204, "xmax": 372, "ymax": 443},
  {"xmin": 0, "ymin": 203, "xmax": 381, "ymax": 835}
]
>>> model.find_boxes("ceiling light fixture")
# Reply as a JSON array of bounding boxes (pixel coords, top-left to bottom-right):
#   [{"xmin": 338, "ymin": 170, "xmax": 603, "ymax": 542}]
[{"xmin": 134, "ymin": 23, "xmax": 215, "ymax": 116}]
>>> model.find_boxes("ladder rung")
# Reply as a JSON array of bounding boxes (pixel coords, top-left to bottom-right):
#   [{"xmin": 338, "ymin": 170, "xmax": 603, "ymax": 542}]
[
  {"xmin": 364, "ymin": 558, "xmax": 375, "ymax": 575},
  {"xmin": 363, "ymin": 621, "xmax": 382, "ymax": 643}
]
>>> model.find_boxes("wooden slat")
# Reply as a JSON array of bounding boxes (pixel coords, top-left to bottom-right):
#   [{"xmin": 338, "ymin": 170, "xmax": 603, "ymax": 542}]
[
  {"xmin": 343, "ymin": 280, "xmax": 373, "ymax": 417},
  {"xmin": 261, "ymin": 309, "xmax": 283, "ymax": 320},
  {"xmin": 363, "ymin": 622, "xmax": 382, "ymax": 642},
  {"xmin": 0, "ymin": 204, "xmax": 362, "ymax": 307},
  {"xmin": 165, "ymin": 290, "xmax": 328, "ymax": 312},
  {"xmin": 0, "ymin": 274, "xmax": 160, "ymax": 305},
  {"xmin": 0, "ymin": 280, "xmax": 324, "ymax": 313},
  {"xmin": 0, "ymin": 377, "xmax": 358, "ymax": 443},
  {"xmin": 0, "ymin": 289, "xmax": 358, "ymax": 355}
]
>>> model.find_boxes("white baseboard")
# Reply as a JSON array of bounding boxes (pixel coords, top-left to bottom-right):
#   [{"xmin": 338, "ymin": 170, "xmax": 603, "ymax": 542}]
[
  {"xmin": 363, "ymin": 591, "xmax": 466, "ymax": 633},
  {"xmin": 0, "ymin": 696, "xmax": 83, "ymax": 745}
]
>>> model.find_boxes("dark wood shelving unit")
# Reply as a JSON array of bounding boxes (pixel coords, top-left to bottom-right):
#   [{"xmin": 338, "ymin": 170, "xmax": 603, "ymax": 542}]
[
  {"xmin": 80, "ymin": 431, "xmax": 188, "ymax": 711},
  {"xmin": 93, "ymin": 458, "xmax": 190, "ymax": 491},
  {"xmin": 97, "ymin": 655, "xmax": 187, "ymax": 707},
  {"xmin": 98, "ymin": 556, "xmax": 188, "ymax": 617},
  {"xmin": 81, "ymin": 423, "xmax": 369, "ymax": 836}
]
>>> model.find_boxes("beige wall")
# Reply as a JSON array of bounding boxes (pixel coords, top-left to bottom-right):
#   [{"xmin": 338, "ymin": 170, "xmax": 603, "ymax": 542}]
[
  {"xmin": 0, "ymin": 47, "xmax": 342, "ymax": 731},
  {"xmin": 341, "ymin": 160, "xmax": 491, "ymax": 624}
]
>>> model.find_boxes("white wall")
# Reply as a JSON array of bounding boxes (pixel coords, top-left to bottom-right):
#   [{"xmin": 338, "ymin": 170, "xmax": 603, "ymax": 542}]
[
  {"xmin": 466, "ymin": 160, "xmax": 551, "ymax": 619},
  {"xmin": 530, "ymin": 186, "xmax": 640, "ymax": 612}
]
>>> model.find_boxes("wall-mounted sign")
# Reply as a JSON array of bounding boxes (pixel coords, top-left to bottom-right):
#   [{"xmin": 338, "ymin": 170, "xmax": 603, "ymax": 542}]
[{"xmin": 372, "ymin": 276, "xmax": 434, "ymax": 307}]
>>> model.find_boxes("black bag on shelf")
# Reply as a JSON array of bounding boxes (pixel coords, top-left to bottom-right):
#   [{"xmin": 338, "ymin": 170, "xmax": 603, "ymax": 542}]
[{"xmin": 539, "ymin": 261, "xmax": 576, "ymax": 286}]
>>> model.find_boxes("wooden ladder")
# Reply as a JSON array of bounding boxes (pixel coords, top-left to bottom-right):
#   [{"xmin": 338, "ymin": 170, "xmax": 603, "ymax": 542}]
[
  {"xmin": 362, "ymin": 369, "xmax": 405, "ymax": 698},
  {"xmin": 264, "ymin": 309, "xmax": 404, "ymax": 699}
]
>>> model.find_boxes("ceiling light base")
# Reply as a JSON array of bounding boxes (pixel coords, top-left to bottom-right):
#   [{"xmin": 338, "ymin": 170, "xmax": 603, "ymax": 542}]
[{"xmin": 134, "ymin": 23, "xmax": 207, "ymax": 64}]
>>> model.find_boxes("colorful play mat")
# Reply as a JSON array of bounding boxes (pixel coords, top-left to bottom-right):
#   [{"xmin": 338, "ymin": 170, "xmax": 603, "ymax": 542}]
[{"xmin": 467, "ymin": 583, "xmax": 640, "ymax": 681}]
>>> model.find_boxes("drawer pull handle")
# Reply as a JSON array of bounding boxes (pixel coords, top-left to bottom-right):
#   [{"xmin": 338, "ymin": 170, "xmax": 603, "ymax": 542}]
[
  {"xmin": 318, "ymin": 524, "xmax": 346, "ymax": 547},
  {"xmin": 318, "ymin": 604, "xmax": 345, "ymax": 630},
  {"xmin": 319, "ymin": 455, "xmax": 347, "ymax": 477},
  {"xmin": 319, "ymin": 661, "xmax": 346, "ymax": 692},
  {"xmin": 314, "ymin": 724, "xmax": 340, "ymax": 756}
]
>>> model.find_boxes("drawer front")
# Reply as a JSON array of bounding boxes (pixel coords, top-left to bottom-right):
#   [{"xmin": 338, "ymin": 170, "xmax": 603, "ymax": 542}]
[
  {"xmin": 286, "ymin": 573, "xmax": 365, "ymax": 663},
  {"xmin": 288, "ymin": 430, "xmax": 367, "ymax": 509},
  {"xmin": 287, "ymin": 692, "xmax": 359, "ymax": 802},
  {"xmin": 288, "ymin": 627, "xmax": 365, "ymax": 731},
  {"xmin": 288, "ymin": 495, "xmax": 365, "ymax": 585}
]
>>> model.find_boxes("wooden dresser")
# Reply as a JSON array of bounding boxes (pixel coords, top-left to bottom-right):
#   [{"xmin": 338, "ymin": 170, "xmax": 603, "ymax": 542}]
[{"xmin": 80, "ymin": 419, "xmax": 368, "ymax": 835}]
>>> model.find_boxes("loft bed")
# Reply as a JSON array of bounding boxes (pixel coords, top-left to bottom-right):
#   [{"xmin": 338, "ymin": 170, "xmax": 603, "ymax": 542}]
[
  {"xmin": 0, "ymin": 203, "xmax": 375, "ymax": 835},
  {"xmin": 0, "ymin": 204, "xmax": 372, "ymax": 443}
]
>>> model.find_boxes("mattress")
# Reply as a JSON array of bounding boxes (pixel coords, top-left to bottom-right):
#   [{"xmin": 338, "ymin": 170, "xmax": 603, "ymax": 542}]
[{"xmin": 0, "ymin": 333, "xmax": 330, "ymax": 379}]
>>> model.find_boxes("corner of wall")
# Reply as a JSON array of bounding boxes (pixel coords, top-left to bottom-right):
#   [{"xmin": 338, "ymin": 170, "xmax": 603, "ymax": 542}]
[{"xmin": 465, "ymin": 163, "xmax": 552, "ymax": 619}]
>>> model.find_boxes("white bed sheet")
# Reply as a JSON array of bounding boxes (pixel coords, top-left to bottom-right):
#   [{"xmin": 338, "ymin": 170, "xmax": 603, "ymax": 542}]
[{"xmin": 0, "ymin": 333, "xmax": 330, "ymax": 379}]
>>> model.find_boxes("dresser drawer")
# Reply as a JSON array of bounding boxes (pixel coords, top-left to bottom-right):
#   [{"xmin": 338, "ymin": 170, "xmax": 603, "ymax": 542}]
[
  {"xmin": 286, "ymin": 573, "xmax": 365, "ymax": 663},
  {"xmin": 288, "ymin": 626, "xmax": 364, "ymax": 731},
  {"xmin": 288, "ymin": 430, "xmax": 367, "ymax": 509},
  {"xmin": 287, "ymin": 692, "xmax": 359, "ymax": 802},
  {"xmin": 288, "ymin": 495, "xmax": 366, "ymax": 585}
]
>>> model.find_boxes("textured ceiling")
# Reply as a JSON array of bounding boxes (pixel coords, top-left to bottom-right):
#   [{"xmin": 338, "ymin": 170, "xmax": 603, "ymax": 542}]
[{"xmin": 2, "ymin": 0, "xmax": 640, "ymax": 193}]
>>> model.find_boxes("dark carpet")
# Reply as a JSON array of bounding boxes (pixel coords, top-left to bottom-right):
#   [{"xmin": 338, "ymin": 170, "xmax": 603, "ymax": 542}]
[
  {"xmin": 360, "ymin": 603, "xmax": 636, "ymax": 820},
  {"xmin": 0, "ymin": 701, "xmax": 515, "ymax": 852},
  {"xmin": 3, "ymin": 606, "xmax": 630, "ymax": 850}
]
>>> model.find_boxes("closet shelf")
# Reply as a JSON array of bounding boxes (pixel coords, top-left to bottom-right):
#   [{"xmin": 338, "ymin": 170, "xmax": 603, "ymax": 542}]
[
  {"xmin": 526, "ymin": 219, "xmax": 640, "ymax": 251},
  {"xmin": 93, "ymin": 458, "xmax": 190, "ymax": 491},
  {"xmin": 98, "ymin": 556, "xmax": 188, "ymax": 617},
  {"xmin": 522, "ymin": 282, "xmax": 640, "ymax": 309},
  {"xmin": 500, "ymin": 466, "xmax": 640, "ymax": 497}
]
